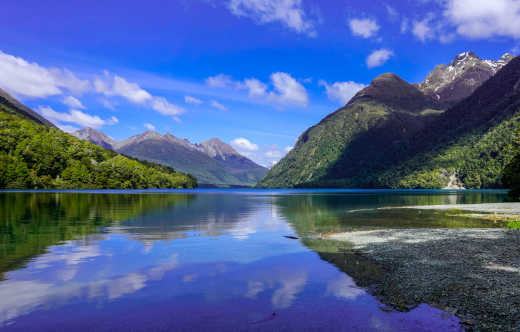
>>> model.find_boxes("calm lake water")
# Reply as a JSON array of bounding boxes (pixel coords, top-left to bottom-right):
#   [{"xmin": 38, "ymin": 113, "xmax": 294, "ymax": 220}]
[{"xmin": 0, "ymin": 189, "xmax": 508, "ymax": 331}]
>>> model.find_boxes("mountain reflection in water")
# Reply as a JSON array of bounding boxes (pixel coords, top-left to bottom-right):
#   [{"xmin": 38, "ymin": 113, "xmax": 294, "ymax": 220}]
[{"xmin": 0, "ymin": 189, "xmax": 505, "ymax": 331}]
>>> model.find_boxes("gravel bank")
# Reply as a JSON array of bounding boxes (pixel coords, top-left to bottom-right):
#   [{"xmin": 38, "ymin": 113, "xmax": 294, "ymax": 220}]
[
  {"xmin": 400, "ymin": 203, "xmax": 520, "ymax": 214},
  {"xmin": 326, "ymin": 228, "xmax": 520, "ymax": 331}
]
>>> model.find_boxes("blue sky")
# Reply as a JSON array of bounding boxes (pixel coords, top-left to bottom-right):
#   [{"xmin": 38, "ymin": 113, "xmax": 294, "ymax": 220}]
[{"xmin": 1, "ymin": 0, "xmax": 519, "ymax": 167}]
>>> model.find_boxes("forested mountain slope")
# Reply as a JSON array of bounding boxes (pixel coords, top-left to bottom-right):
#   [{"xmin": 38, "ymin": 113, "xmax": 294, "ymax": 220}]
[{"xmin": 259, "ymin": 53, "xmax": 520, "ymax": 189}]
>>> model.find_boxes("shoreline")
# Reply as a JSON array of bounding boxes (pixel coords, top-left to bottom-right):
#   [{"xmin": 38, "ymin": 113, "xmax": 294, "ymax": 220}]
[
  {"xmin": 324, "ymin": 203, "xmax": 520, "ymax": 330},
  {"xmin": 324, "ymin": 227, "xmax": 520, "ymax": 330}
]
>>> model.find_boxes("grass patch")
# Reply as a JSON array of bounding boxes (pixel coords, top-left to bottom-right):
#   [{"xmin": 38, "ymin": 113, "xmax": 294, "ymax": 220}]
[{"xmin": 507, "ymin": 221, "xmax": 520, "ymax": 229}]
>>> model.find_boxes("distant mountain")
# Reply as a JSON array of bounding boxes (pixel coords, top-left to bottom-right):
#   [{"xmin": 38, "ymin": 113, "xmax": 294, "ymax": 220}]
[
  {"xmin": 0, "ymin": 88, "xmax": 55, "ymax": 127},
  {"xmin": 72, "ymin": 127, "xmax": 116, "ymax": 150},
  {"xmin": 74, "ymin": 129, "xmax": 268, "ymax": 187},
  {"xmin": 416, "ymin": 51, "xmax": 514, "ymax": 107},
  {"xmin": 259, "ymin": 52, "xmax": 520, "ymax": 189}
]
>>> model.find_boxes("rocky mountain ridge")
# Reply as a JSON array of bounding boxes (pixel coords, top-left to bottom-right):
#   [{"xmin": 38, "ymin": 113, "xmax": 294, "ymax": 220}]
[
  {"xmin": 416, "ymin": 51, "xmax": 514, "ymax": 107},
  {"xmin": 73, "ymin": 128, "xmax": 267, "ymax": 187},
  {"xmin": 73, "ymin": 127, "xmax": 116, "ymax": 150}
]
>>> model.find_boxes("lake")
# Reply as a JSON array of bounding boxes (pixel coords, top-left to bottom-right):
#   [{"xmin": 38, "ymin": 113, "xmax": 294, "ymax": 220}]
[{"xmin": 0, "ymin": 189, "xmax": 508, "ymax": 331}]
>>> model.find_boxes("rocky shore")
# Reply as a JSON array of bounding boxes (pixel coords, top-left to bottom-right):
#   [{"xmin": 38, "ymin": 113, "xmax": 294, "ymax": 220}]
[{"xmin": 325, "ymin": 225, "xmax": 520, "ymax": 330}]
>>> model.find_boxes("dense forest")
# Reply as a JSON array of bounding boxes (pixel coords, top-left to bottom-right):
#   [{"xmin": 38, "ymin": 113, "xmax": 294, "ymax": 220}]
[
  {"xmin": 502, "ymin": 129, "xmax": 520, "ymax": 200},
  {"xmin": 0, "ymin": 103, "xmax": 197, "ymax": 189}
]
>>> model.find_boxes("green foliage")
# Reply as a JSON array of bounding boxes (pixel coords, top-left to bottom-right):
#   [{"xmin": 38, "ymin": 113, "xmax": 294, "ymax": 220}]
[
  {"xmin": 0, "ymin": 108, "xmax": 197, "ymax": 189},
  {"xmin": 507, "ymin": 221, "xmax": 520, "ymax": 229},
  {"xmin": 502, "ymin": 129, "xmax": 520, "ymax": 200}
]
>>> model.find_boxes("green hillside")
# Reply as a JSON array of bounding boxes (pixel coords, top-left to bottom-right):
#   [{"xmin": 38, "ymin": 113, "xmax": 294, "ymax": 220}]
[
  {"xmin": 259, "ymin": 73, "xmax": 444, "ymax": 188},
  {"xmin": 0, "ymin": 103, "xmax": 197, "ymax": 189}
]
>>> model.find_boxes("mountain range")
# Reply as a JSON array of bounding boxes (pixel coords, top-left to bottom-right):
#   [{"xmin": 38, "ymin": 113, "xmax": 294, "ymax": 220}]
[
  {"xmin": 73, "ymin": 128, "xmax": 268, "ymax": 187},
  {"xmin": 259, "ymin": 52, "xmax": 519, "ymax": 189}
]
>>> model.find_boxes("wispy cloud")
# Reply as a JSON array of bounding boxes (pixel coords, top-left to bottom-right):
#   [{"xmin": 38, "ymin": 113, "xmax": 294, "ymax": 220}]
[
  {"xmin": 205, "ymin": 74, "xmax": 237, "ymax": 88},
  {"xmin": 184, "ymin": 95, "xmax": 203, "ymax": 104},
  {"xmin": 443, "ymin": 0, "xmax": 520, "ymax": 39},
  {"xmin": 268, "ymin": 72, "xmax": 308, "ymax": 107},
  {"xmin": 94, "ymin": 71, "xmax": 184, "ymax": 118},
  {"xmin": 62, "ymin": 96, "xmax": 86, "ymax": 109},
  {"xmin": 0, "ymin": 51, "xmax": 89, "ymax": 98},
  {"xmin": 210, "ymin": 100, "xmax": 228, "ymax": 111},
  {"xmin": 38, "ymin": 106, "xmax": 118, "ymax": 129},
  {"xmin": 144, "ymin": 123, "xmax": 155, "ymax": 130},
  {"xmin": 231, "ymin": 137, "xmax": 259, "ymax": 153},
  {"xmin": 319, "ymin": 80, "xmax": 366, "ymax": 105},
  {"xmin": 366, "ymin": 49, "xmax": 394, "ymax": 68},
  {"xmin": 227, "ymin": 0, "xmax": 316, "ymax": 36},
  {"xmin": 412, "ymin": 16, "xmax": 435, "ymax": 42},
  {"xmin": 349, "ymin": 18, "xmax": 380, "ymax": 38},
  {"xmin": 244, "ymin": 78, "xmax": 267, "ymax": 97},
  {"xmin": 205, "ymin": 72, "xmax": 308, "ymax": 107}
]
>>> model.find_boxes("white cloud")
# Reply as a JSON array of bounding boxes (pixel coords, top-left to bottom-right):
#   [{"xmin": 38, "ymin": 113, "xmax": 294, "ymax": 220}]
[
  {"xmin": 244, "ymin": 78, "xmax": 267, "ymax": 97},
  {"xmin": 366, "ymin": 49, "xmax": 394, "ymax": 68},
  {"xmin": 412, "ymin": 17, "xmax": 435, "ymax": 42},
  {"xmin": 38, "ymin": 106, "xmax": 118, "ymax": 129},
  {"xmin": 349, "ymin": 18, "xmax": 380, "ymax": 38},
  {"xmin": 151, "ymin": 96, "xmax": 184, "ymax": 116},
  {"xmin": 58, "ymin": 124, "xmax": 80, "ymax": 133},
  {"xmin": 94, "ymin": 72, "xmax": 151, "ymax": 104},
  {"xmin": 204, "ymin": 72, "xmax": 307, "ymax": 107},
  {"xmin": 52, "ymin": 69, "xmax": 90, "ymax": 95},
  {"xmin": 95, "ymin": 72, "xmax": 184, "ymax": 119},
  {"xmin": 0, "ymin": 50, "xmax": 89, "ymax": 98},
  {"xmin": 319, "ymin": 80, "xmax": 366, "ymax": 105},
  {"xmin": 227, "ymin": 0, "xmax": 315, "ymax": 35},
  {"xmin": 230, "ymin": 137, "xmax": 259, "ymax": 153},
  {"xmin": 144, "ymin": 123, "xmax": 155, "ymax": 131},
  {"xmin": 210, "ymin": 100, "xmax": 228, "ymax": 111},
  {"xmin": 443, "ymin": 0, "xmax": 520, "ymax": 39},
  {"xmin": 184, "ymin": 95, "xmax": 203, "ymax": 104},
  {"xmin": 229, "ymin": 141, "xmax": 293, "ymax": 167},
  {"xmin": 62, "ymin": 96, "xmax": 86, "ymax": 109},
  {"xmin": 269, "ymin": 72, "xmax": 308, "ymax": 106},
  {"xmin": 205, "ymin": 74, "xmax": 236, "ymax": 88}
]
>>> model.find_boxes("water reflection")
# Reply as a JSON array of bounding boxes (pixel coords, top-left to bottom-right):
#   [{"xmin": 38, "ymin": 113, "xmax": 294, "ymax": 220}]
[{"xmin": 0, "ymin": 190, "xmax": 506, "ymax": 331}]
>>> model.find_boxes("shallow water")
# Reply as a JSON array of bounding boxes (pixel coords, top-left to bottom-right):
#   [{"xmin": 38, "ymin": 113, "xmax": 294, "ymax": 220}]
[{"xmin": 0, "ymin": 189, "xmax": 507, "ymax": 331}]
